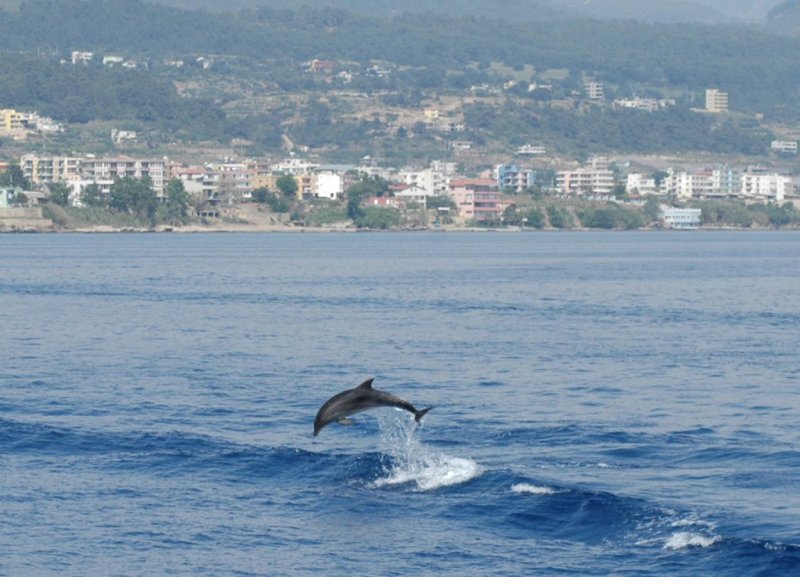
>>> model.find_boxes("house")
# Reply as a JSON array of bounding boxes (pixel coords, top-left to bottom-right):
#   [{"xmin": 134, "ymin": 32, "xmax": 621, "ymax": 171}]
[
  {"xmin": 448, "ymin": 178, "xmax": 505, "ymax": 222},
  {"xmin": 315, "ymin": 171, "xmax": 343, "ymax": 200},
  {"xmin": 391, "ymin": 183, "xmax": 429, "ymax": 208},
  {"xmin": 366, "ymin": 195, "xmax": 403, "ymax": 209}
]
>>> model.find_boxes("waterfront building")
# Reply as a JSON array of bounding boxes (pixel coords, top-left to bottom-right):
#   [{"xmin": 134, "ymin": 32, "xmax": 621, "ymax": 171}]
[
  {"xmin": 495, "ymin": 164, "xmax": 537, "ymax": 193},
  {"xmin": 80, "ymin": 156, "xmax": 167, "ymax": 197},
  {"xmin": 449, "ymin": 178, "xmax": 505, "ymax": 222},
  {"xmin": 556, "ymin": 157, "xmax": 615, "ymax": 196},
  {"xmin": 740, "ymin": 168, "xmax": 792, "ymax": 201},
  {"xmin": 20, "ymin": 154, "xmax": 82, "ymax": 185},
  {"xmin": 660, "ymin": 206, "xmax": 702, "ymax": 229},
  {"xmin": 626, "ymin": 173, "xmax": 659, "ymax": 196}
]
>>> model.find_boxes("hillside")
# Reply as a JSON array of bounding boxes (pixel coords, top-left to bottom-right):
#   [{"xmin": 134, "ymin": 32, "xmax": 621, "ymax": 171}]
[
  {"xmin": 0, "ymin": 0, "xmax": 797, "ymax": 163},
  {"xmin": 148, "ymin": 0, "xmax": 782, "ymax": 23},
  {"xmin": 769, "ymin": 0, "xmax": 800, "ymax": 33}
]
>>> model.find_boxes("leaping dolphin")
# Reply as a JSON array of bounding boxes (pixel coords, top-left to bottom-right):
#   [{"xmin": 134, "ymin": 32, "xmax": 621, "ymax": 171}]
[{"xmin": 313, "ymin": 378, "xmax": 432, "ymax": 436}]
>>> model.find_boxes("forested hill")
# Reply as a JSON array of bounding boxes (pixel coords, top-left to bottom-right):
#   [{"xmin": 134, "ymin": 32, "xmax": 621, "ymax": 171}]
[
  {"xmin": 150, "ymin": 0, "xmax": 778, "ymax": 24},
  {"xmin": 1, "ymin": 0, "xmax": 800, "ymax": 117},
  {"xmin": 768, "ymin": 0, "xmax": 800, "ymax": 33}
]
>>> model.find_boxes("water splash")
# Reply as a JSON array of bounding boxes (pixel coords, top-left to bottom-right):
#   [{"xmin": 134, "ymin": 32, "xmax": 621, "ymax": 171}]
[
  {"xmin": 663, "ymin": 531, "xmax": 721, "ymax": 550},
  {"xmin": 511, "ymin": 483, "xmax": 561, "ymax": 496},
  {"xmin": 369, "ymin": 411, "xmax": 482, "ymax": 491}
]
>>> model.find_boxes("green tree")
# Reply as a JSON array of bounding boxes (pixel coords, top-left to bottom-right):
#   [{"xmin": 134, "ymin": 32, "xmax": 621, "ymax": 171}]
[
  {"xmin": 110, "ymin": 176, "xmax": 157, "ymax": 223},
  {"xmin": 80, "ymin": 183, "xmax": 106, "ymax": 207},
  {"xmin": 252, "ymin": 186, "xmax": 270, "ymax": 204},
  {"xmin": 0, "ymin": 164, "xmax": 29, "ymax": 189},
  {"xmin": 524, "ymin": 207, "xmax": 545, "ymax": 228},
  {"xmin": 346, "ymin": 174, "xmax": 391, "ymax": 220},
  {"xmin": 354, "ymin": 206, "xmax": 401, "ymax": 229},
  {"xmin": 48, "ymin": 182, "xmax": 72, "ymax": 206},
  {"xmin": 162, "ymin": 178, "xmax": 190, "ymax": 225},
  {"xmin": 276, "ymin": 174, "xmax": 299, "ymax": 199}
]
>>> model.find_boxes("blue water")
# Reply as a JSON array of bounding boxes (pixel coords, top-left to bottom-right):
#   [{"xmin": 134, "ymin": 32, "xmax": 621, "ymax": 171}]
[{"xmin": 1, "ymin": 231, "xmax": 799, "ymax": 576}]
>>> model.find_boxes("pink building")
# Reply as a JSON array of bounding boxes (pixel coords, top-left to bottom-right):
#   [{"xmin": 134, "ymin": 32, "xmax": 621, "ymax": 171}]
[{"xmin": 448, "ymin": 178, "xmax": 505, "ymax": 222}]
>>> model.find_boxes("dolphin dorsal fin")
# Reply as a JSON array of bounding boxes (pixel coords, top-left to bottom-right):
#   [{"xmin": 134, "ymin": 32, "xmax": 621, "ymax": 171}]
[{"xmin": 357, "ymin": 378, "xmax": 375, "ymax": 390}]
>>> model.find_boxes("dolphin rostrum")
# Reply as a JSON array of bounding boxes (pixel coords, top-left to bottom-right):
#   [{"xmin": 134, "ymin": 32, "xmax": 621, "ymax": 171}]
[{"xmin": 313, "ymin": 378, "xmax": 432, "ymax": 436}]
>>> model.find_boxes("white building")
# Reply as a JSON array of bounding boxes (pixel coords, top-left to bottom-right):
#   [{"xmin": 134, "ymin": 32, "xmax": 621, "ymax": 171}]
[
  {"xmin": 392, "ymin": 184, "xmax": 430, "ymax": 208},
  {"xmin": 771, "ymin": 140, "xmax": 798, "ymax": 154},
  {"xmin": 315, "ymin": 171, "xmax": 343, "ymax": 200},
  {"xmin": 660, "ymin": 206, "xmax": 702, "ymax": 229},
  {"xmin": 271, "ymin": 157, "xmax": 319, "ymax": 175},
  {"xmin": 705, "ymin": 88, "xmax": 729, "ymax": 113},
  {"xmin": 516, "ymin": 144, "xmax": 546, "ymax": 155},
  {"xmin": 663, "ymin": 167, "xmax": 739, "ymax": 199},
  {"xmin": 585, "ymin": 81, "xmax": 604, "ymax": 101},
  {"xmin": 740, "ymin": 170, "xmax": 791, "ymax": 201},
  {"xmin": 626, "ymin": 173, "xmax": 659, "ymax": 196},
  {"xmin": 398, "ymin": 161, "xmax": 457, "ymax": 197},
  {"xmin": 556, "ymin": 157, "xmax": 615, "ymax": 196},
  {"xmin": 81, "ymin": 156, "xmax": 167, "ymax": 197}
]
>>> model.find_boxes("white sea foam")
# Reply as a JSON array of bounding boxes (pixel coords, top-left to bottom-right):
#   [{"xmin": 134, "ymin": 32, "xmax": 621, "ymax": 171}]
[
  {"xmin": 511, "ymin": 483, "xmax": 559, "ymax": 496},
  {"xmin": 663, "ymin": 531, "xmax": 721, "ymax": 550},
  {"xmin": 369, "ymin": 412, "xmax": 482, "ymax": 492}
]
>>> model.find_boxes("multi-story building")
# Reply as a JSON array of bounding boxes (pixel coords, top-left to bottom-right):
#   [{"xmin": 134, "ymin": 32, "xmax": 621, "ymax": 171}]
[
  {"xmin": 315, "ymin": 171, "xmax": 343, "ymax": 200},
  {"xmin": 556, "ymin": 157, "xmax": 615, "ymax": 196},
  {"xmin": 495, "ymin": 164, "xmax": 537, "ymax": 193},
  {"xmin": 705, "ymin": 88, "xmax": 729, "ymax": 113},
  {"xmin": 81, "ymin": 156, "xmax": 167, "ymax": 197},
  {"xmin": 625, "ymin": 173, "xmax": 659, "ymax": 196},
  {"xmin": 448, "ymin": 178, "xmax": 505, "ymax": 222},
  {"xmin": 20, "ymin": 154, "xmax": 82, "ymax": 185},
  {"xmin": 585, "ymin": 81, "xmax": 604, "ymax": 101},
  {"xmin": 771, "ymin": 140, "xmax": 798, "ymax": 154},
  {"xmin": 740, "ymin": 168, "xmax": 792, "ymax": 201},
  {"xmin": 2, "ymin": 110, "xmax": 62, "ymax": 139}
]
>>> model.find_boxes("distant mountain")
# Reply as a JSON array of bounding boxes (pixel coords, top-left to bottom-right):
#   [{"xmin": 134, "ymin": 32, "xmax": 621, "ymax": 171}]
[
  {"xmin": 147, "ymin": 0, "xmax": 784, "ymax": 24},
  {"xmin": 768, "ymin": 0, "xmax": 800, "ymax": 33},
  {"xmin": 538, "ymin": 0, "xmax": 783, "ymax": 23}
]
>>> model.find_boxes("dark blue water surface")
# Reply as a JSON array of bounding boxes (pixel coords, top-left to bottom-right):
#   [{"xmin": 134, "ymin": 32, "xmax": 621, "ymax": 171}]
[{"xmin": 2, "ymin": 231, "xmax": 799, "ymax": 576}]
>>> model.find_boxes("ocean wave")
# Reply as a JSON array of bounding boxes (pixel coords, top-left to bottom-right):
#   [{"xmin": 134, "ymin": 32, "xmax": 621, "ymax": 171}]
[
  {"xmin": 368, "ymin": 413, "xmax": 482, "ymax": 491},
  {"xmin": 511, "ymin": 483, "xmax": 560, "ymax": 496},
  {"xmin": 663, "ymin": 531, "xmax": 722, "ymax": 550}
]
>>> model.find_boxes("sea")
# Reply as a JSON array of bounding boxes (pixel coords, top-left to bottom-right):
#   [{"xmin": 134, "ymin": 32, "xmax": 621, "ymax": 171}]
[{"xmin": 1, "ymin": 230, "xmax": 799, "ymax": 577}]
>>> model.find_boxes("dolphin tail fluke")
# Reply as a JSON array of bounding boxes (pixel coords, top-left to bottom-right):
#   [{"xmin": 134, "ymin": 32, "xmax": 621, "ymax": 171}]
[{"xmin": 414, "ymin": 407, "xmax": 433, "ymax": 423}]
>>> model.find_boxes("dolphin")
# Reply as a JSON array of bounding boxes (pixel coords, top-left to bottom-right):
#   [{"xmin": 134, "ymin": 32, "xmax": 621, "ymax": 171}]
[{"xmin": 313, "ymin": 378, "xmax": 432, "ymax": 436}]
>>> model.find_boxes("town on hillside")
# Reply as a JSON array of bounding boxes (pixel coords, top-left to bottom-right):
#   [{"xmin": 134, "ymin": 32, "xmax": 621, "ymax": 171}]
[{"xmin": 1, "ymin": 82, "xmax": 799, "ymax": 231}]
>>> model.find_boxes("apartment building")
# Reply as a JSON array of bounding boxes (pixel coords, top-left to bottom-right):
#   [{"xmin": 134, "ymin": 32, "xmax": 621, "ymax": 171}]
[
  {"xmin": 705, "ymin": 89, "xmax": 729, "ymax": 113},
  {"xmin": 1, "ymin": 109, "xmax": 62, "ymax": 139},
  {"xmin": 495, "ymin": 164, "xmax": 537, "ymax": 193},
  {"xmin": 556, "ymin": 157, "xmax": 615, "ymax": 196},
  {"xmin": 81, "ymin": 156, "xmax": 167, "ymax": 196},
  {"xmin": 21, "ymin": 154, "xmax": 82, "ymax": 185},
  {"xmin": 585, "ymin": 81, "xmax": 605, "ymax": 101},
  {"xmin": 740, "ymin": 168, "xmax": 792, "ymax": 201},
  {"xmin": 449, "ymin": 178, "xmax": 505, "ymax": 222},
  {"xmin": 625, "ymin": 173, "xmax": 659, "ymax": 196}
]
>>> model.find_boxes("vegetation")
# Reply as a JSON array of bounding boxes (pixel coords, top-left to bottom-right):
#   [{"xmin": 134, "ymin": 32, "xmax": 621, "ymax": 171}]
[
  {"xmin": 694, "ymin": 200, "xmax": 800, "ymax": 228},
  {"xmin": 0, "ymin": 1, "xmax": 798, "ymax": 159}
]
